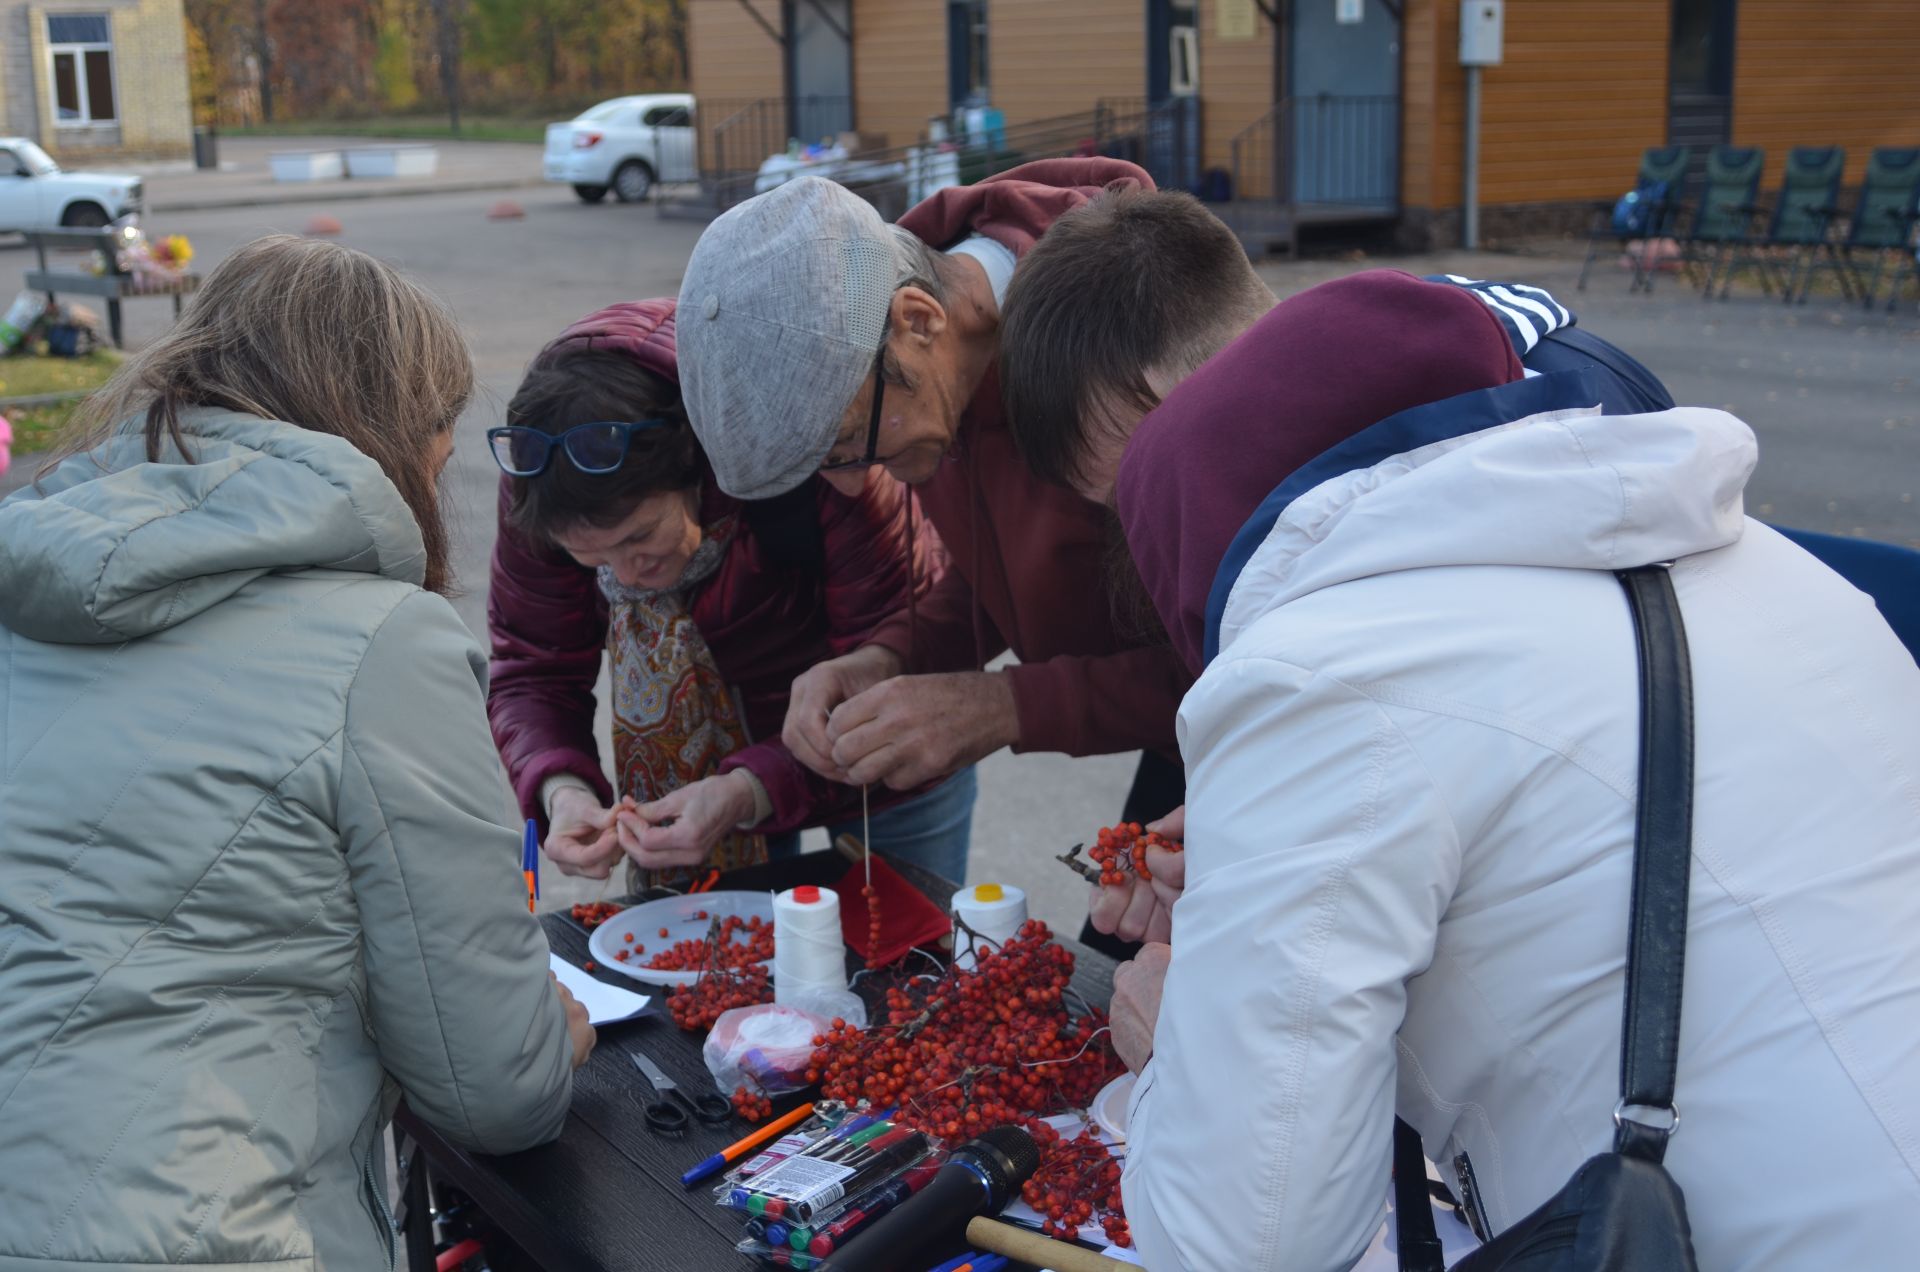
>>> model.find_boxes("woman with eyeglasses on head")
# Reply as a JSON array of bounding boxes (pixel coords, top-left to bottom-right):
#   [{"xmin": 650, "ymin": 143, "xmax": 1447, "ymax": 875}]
[
  {"xmin": 488, "ymin": 301, "xmax": 977, "ymax": 890},
  {"xmin": 0, "ymin": 236, "xmax": 590, "ymax": 1271}
]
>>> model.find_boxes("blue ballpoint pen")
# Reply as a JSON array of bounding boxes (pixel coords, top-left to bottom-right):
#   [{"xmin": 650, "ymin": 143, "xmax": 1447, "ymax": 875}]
[{"xmin": 520, "ymin": 819, "xmax": 540, "ymax": 914}]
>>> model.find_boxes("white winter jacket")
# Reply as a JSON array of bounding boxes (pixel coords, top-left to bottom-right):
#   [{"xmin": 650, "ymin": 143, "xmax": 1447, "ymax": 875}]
[{"xmin": 1121, "ymin": 387, "xmax": 1920, "ymax": 1270}]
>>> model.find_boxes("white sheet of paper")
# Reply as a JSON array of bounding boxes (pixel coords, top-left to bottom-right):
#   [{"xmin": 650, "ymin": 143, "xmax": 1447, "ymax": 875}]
[{"xmin": 549, "ymin": 953, "xmax": 651, "ymax": 1025}]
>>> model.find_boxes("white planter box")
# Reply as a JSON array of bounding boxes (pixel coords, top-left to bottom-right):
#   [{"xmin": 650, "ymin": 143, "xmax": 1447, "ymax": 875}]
[
  {"xmin": 344, "ymin": 145, "xmax": 440, "ymax": 179},
  {"xmin": 269, "ymin": 150, "xmax": 345, "ymax": 182}
]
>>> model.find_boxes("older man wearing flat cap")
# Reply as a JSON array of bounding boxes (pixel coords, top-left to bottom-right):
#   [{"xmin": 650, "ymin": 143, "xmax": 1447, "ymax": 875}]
[{"xmin": 676, "ymin": 163, "xmax": 1190, "ymax": 921}]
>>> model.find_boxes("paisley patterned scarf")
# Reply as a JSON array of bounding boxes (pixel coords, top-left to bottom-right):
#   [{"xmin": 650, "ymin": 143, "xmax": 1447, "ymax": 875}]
[{"xmin": 601, "ymin": 513, "xmax": 767, "ymax": 891}]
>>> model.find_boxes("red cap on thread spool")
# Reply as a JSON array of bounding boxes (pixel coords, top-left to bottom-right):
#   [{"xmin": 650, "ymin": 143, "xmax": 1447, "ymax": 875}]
[{"xmin": 793, "ymin": 885, "xmax": 822, "ymax": 904}]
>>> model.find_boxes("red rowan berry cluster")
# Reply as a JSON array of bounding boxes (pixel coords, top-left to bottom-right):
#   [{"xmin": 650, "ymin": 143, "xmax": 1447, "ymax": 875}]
[
  {"xmin": 666, "ymin": 964, "xmax": 773, "ymax": 1031},
  {"xmin": 644, "ymin": 913, "xmax": 774, "ymax": 972},
  {"xmin": 569, "ymin": 901, "xmax": 624, "ymax": 929},
  {"xmin": 1061, "ymin": 823, "xmax": 1184, "ymax": 887},
  {"xmin": 730, "ymin": 1084, "xmax": 774, "ymax": 1122},
  {"xmin": 803, "ymin": 920, "xmax": 1122, "ymax": 1141},
  {"xmin": 1021, "ymin": 1125, "xmax": 1131, "ymax": 1246}
]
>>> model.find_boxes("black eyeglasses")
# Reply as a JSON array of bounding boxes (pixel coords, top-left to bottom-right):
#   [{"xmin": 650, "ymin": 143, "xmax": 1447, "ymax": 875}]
[
  {"xmin": 818, "ymin": 342, "xmax": 889, "ymax": 474},
  {"xmin": 487, "ymin": 419, "xmax": 669, "ymax": 478}
]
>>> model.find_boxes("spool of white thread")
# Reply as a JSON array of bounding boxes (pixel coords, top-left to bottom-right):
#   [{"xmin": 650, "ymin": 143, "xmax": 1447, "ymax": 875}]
[
  {"xmin": 772, "ymin": 885, "xmax": 848, "ymax": 1002},
  {"xmin": 950, "ymin": 882, "xmax": 1028, "ymax": 971}
]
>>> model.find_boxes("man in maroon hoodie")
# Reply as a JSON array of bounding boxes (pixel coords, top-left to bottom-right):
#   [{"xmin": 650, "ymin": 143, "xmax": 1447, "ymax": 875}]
[{"xmin": 674, "ymin": 164, "xmax": 1192, "ymax": 900}]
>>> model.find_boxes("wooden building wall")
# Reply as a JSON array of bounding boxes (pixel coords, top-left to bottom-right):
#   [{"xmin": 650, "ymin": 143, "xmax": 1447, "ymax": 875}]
[
  {"xmin": 1731, "ymin": 0, "xmax": 1920, "ymax": 189},
  {"xmin": 688, "ymin": 0, "xmax": 784, "ymax": 106},
  {"xmin": 852, "ymin": 0, "xmax": 947, "ymax": 149},
  {"xmin": 988, "ymin": 0, "xmax": 1145, "ymax": 127},
  {"xmin": 1400, "ymin": 0, "xmax": 1669, "ymax": 215}
]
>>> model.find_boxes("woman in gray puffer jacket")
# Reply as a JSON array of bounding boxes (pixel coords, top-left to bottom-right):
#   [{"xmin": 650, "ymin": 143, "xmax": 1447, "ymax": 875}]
[{"xmin": 0, "ymin": 236, "xmax": 594, "ymax": 1272}]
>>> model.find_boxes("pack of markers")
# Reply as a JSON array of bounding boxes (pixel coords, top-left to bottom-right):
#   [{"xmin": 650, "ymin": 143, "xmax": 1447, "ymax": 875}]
[{"xmin": 712, "ymin": 1103, "xmax": 947, "ymax": 1268}]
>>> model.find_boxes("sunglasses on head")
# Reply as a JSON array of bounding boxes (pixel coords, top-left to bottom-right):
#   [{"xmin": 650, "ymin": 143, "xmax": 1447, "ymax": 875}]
[{"xmin": 487, "ymin": 419, "xmax": 669, "ymax": 478}]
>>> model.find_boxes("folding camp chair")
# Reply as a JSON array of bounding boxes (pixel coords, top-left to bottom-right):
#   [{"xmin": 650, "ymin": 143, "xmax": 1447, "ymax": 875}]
[
  {"xmin": 1679, "ymin": 146, "xmax": 1766, "ymax": 297},
  {"xmin": 1809, "ymin": 147, "xmax": 1920, "ymax": 310},
  {"xmin": 1714, "ymin": 146, "xmax": 1846, "ymax": 301},
  {"xmin": 1577, "ymin": 145, "xmax": 1691, "ymax": 293}
]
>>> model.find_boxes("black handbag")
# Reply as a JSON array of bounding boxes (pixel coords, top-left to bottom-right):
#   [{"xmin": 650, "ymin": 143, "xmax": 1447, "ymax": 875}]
[{"xmin": 1397, "ymin": 566, "xmax": 1702, "ymax": 1272}]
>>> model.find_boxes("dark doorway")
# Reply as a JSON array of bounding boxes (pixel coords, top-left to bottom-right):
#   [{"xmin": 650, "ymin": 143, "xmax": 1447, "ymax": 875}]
[
  {"xmin": 949, "ymin": 0, "xmax": 989, "ymax": 112},
  {"xmin": 790, "ymin": 0, "xmax": 853, "ymax": 144},
  {"xmin": 1669, "ymin": 0, "xmax": 1737, "ymax": 179},
  {"xmin": 1145, "ymin": 0, "xmax": 1201, "ymax": 191}
]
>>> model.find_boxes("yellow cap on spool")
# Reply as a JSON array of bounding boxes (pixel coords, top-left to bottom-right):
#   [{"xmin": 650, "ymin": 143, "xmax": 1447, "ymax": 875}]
[{"xmin": 972, "ymin": 883, "xmax": 1005, "ymax": 903}]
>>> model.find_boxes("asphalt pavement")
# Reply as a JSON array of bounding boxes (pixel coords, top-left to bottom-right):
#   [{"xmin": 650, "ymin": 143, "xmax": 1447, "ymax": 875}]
[{"xmin": 3, "ymin": 161, "xmax": 1915, "ymax": 928}]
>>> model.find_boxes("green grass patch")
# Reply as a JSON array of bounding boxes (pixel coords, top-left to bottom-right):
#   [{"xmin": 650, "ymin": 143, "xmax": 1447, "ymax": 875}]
[
  {"xmin": 225, "ymin": 114, "xmax": 569, "ymax": 146},
  {"xmin": 0, "ymin": 349, "xmax": 122, "ymax": 456}
]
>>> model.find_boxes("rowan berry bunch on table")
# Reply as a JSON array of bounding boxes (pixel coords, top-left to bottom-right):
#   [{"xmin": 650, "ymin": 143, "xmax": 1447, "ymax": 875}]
[
  {"xmin": 666, "ymin": 964, "xmax": 773, "ymax": 1031},
  {"xmin": 805, "ymin": 918, "xmax": 1122, "ymax": 1135},
  {"xmin": 1023, "ymin": 1124, "xmax": 1130, "ymax": 1247},
  {"xmin": 1087, "ymin": 822, "xmax": 1183, "ymax": 886},
  {"xmin": 569, "ymin": 901, "xmax": 625, "ymax": 929},
  {"xmin": 730, "ymin": 1084, "xmax": 774, "ymax": 1122}
]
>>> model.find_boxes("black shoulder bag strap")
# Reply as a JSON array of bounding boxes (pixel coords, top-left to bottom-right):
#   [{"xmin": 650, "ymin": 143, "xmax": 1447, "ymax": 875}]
[
  {"xmin": 1395, "ymin": 565, "xmax": 1693, "ymax": 1269},
  {"xmin": 1611, "ymin": 564, "xmax": 1693, "ymax": 1164}
]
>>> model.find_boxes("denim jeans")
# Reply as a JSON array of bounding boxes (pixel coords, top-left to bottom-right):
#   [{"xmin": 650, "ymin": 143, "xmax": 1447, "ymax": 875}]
[{"xmin": 765, "ymin": 766, "xmax": 978, "ymax": 887}]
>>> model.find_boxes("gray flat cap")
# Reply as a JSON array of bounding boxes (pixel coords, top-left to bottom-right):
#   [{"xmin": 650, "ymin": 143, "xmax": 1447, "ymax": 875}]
[{"xmin": 676, "ymin": 176, "xmax": 898, "ymax": 499}]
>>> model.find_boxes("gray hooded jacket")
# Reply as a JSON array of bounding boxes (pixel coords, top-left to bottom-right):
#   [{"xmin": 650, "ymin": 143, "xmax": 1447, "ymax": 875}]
[{"xmin": 0, "ymin": 409, "xmax": 573, "ymax": 1271}]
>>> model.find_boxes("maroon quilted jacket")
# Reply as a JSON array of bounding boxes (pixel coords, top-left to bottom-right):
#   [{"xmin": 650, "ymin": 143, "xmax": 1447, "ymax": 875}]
[{"xmin": 486, "ymin": 299, "xmax": 940, "ymax": 833}]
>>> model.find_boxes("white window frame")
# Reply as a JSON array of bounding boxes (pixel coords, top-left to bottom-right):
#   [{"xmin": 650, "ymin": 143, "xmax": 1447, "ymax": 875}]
[
  {"xmin": 45, "ymin": 14, "xmax": 119, "ymax": 129},
  {"xmin": 1170, "ymin": 27, "xmax": 1200, "ymax": 97}
]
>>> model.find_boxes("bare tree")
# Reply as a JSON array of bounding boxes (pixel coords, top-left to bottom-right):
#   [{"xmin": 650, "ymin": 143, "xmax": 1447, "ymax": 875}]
[
  {"xmin": 429, "ymin": 0, "xmax": 465, "ymax": 132},
  {"xmin": 252, "ymin": 0, "xmax": 274, "ymax": 121}
]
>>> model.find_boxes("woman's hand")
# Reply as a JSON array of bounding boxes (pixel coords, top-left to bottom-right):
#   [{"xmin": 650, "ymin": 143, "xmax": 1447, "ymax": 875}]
[
  {"xmin": 551, "ymin": 975, "xmax": 597, "ymax": 1070},
  {"xmin": 543, "ymin": 786, "xmax": 621, "ymax": 879},
  {"xmin": 614, "ymin": 772, "xmax": 759, "ymax": 871},
  {"xmin": 1086, "ymin": 806, "xmax": 1188, "ymax": 944}
]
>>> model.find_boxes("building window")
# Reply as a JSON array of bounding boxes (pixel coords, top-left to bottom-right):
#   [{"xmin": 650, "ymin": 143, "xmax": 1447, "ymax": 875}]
[{"xmin": 47, "ymin": 14, "xmax": 117, "ymax": 126}]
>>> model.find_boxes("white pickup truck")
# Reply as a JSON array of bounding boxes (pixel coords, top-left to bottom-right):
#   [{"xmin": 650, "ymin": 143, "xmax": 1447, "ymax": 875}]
[
  {"xmin": 544, "ymin": 94, "xmax": 696, "ymax": 204},
  {"xmin": 0, "ymin": 137, "xmax": 142, "ymax": 232}
]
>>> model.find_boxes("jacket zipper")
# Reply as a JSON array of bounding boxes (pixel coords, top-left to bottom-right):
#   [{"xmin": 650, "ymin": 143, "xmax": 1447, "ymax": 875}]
[{"xmin": 364, "ymin": 1143, "xmax": 398, "ymax": 1271}]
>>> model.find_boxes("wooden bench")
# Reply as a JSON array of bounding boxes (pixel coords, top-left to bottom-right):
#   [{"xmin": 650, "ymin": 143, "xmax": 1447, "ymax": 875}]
[{"xmin": 21, "ymin": 227, "xmax": 201, "ymax": 349}]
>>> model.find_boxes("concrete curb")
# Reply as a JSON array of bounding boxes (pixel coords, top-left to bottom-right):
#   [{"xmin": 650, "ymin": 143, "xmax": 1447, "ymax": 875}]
[{"xmin": 152, "ymin": 175, "xmax": 550, "ymax": 214}]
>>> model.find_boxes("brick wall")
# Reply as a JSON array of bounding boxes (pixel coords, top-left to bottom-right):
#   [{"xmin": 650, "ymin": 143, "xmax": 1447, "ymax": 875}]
[{"xmin": 9, "ymin": 0, "xmax": 191, "ymax": 161}]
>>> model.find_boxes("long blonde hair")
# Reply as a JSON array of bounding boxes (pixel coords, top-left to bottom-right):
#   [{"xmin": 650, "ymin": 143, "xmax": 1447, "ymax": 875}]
[{"xmin": 58, "ymin": 234, "xmax": 473, "ymax": 593}]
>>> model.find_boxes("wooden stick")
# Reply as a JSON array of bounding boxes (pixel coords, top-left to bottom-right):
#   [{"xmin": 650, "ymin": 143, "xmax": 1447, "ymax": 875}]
[
  {"xmin": 965, "ymin": 1216, "xmax": 1136, "ymax": 1272},
  {"xmin": 832, "ymin": 832, "xmax": 869, "ymax": 863}
]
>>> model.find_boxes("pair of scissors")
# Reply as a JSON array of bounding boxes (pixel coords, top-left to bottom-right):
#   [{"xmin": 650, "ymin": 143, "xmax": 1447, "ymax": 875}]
[{"xmin": 629, "ymin": 1050, "xmax": 731, "ymax": 1134}]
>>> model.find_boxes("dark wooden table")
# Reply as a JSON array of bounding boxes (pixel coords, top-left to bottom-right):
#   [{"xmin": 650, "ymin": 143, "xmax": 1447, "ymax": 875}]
[{"xmin": 395, "ymin": 852, "xmax": 1118, "ymax": 1272}]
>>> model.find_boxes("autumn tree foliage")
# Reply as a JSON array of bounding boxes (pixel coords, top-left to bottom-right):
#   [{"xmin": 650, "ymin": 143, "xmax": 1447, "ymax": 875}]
[{"xmin": 185, "ymin": 0, "xmax": 687, "ymax": 127}]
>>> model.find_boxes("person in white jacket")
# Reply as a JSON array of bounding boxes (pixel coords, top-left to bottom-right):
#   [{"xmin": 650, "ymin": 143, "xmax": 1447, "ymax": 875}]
[{"xmin": 998, "ymin": 190, "xmax": 1920, "ymax": 1271}]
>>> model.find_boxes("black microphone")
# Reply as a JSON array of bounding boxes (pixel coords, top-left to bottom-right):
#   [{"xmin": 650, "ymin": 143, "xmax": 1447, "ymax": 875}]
[{"xmin": 825, "ymin": 1124, "xmax": 1041, "ymax": 1272}]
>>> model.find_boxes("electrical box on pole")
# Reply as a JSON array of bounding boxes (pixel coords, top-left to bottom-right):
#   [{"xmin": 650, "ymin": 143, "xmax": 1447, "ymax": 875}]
[
  {"xmin": 1458, "ymin": 0, "xmax": 1502, "ymax": 248},
  {"xmin": 1459, "ymin": 0, "xmax": 1503, "ymax": 66}
]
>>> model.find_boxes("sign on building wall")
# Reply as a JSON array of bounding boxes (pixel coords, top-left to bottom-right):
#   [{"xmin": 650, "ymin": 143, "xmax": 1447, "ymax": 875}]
[{"xmin": 1217, "ymin": 0, "xmax": 1258, "ymax": 42}]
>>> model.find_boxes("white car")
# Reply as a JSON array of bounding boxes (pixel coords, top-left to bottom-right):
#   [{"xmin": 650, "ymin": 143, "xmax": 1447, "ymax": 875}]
[
  {"xmin": 544, "ymin": 94, "xmax": 696, "ymax": 204},
  {"xmin": 0, "ymin": 137, "xmax": 142, "ymax": 232}
]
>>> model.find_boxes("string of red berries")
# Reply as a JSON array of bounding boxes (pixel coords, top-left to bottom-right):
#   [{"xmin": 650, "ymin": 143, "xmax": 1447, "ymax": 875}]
[
  {"xmin": 862, "ymin": 882, "xmax": 884, "ymax": 970},
  {"xmin": 1022, "ymin": 1125, "xmax": 1130, "ymax": 1247},
  {"xmin": 1058, "ymin": 823, "xmax": 1184, "ymax": 887},
  {"xmin": 569, "ymin": 901, "xmax": 625, "ymax": 929},
  {"xmin": 644, "ymin": 913, "xmax": 773, "ymax": 971}
]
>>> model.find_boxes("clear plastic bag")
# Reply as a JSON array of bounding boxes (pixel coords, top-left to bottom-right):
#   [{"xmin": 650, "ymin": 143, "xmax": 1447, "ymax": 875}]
[{"xmin": 703, "ymin": 1000, "xmax": 861, "ymax": 1098}]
